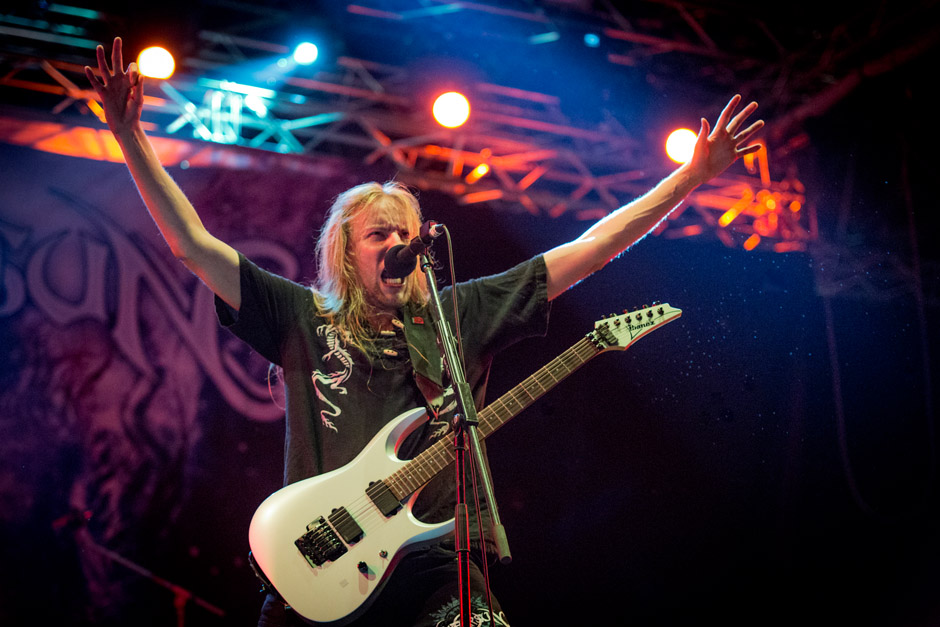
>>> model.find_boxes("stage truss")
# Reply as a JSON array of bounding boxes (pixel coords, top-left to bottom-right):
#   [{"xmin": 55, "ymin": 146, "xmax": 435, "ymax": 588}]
[{"xmin": 2, "ymin": 0, "xmax": 938, "ymax": 262}]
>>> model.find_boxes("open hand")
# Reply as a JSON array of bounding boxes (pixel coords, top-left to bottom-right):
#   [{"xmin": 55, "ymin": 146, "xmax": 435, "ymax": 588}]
[
  {"xmin": 689, "ymin": 95, "xmax": 764, "ymax": 184},
  {"xmin": 84, "ymin": 37, "xmax": 143, "ymax": 136}
]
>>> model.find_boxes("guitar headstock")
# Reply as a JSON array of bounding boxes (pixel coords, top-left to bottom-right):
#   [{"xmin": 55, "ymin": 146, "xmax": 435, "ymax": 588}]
[{"xmin": 589, "ymin": 303, "xmax": 682, "ymax": 351}]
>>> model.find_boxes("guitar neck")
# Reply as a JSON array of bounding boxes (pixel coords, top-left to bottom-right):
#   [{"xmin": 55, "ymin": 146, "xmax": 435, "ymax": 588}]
[
  {"xmin": 477, "ymin": 337, "xmax": 600, "ymax": 438},
  {"xmin": 385, "ymin": 336, "xmax": 601, "ymax": 499}
]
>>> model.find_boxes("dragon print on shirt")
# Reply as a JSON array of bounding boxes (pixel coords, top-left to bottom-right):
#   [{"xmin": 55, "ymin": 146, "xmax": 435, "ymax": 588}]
[
  {"xmin": 429, "ymin": 594, "xmax": 510, "ymax": 627},
  {"xmin": 311, "ymin": 323, "xmax": 353, "ymax": 432}
]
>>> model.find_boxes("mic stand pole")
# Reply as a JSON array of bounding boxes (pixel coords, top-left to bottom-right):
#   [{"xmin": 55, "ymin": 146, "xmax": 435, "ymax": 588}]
[
  {"xmin": 417, "ymin": 251, "xmax": 511, "ymax": 627},
  {"xmin": 83, "ymin": 535, "xmax": 226, "ymax": 627}
]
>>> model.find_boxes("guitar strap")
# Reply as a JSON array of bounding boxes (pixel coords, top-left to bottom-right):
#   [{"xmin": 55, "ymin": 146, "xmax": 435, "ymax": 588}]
[
  {"xmin": 402, "ymin": 303, "xmax": 495, "ymax": 552},
  {"xmin": 402, "ymin": 302, "xmax": 448, "ymax": 417}
]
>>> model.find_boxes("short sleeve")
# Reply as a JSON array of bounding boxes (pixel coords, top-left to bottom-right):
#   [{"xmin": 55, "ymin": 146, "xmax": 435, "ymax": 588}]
[
  {"xmin": 214, "ymin": 252, "xmax": 313, "ymax": 366},
  {"xmin": 451, "ymin": 254, "xmax": 551, "ymax": 361}
]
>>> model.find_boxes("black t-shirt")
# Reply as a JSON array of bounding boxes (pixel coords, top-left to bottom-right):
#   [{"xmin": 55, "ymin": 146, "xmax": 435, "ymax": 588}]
[{"xmin": 216, "ymin": 253, "xmax": 550, "ymax": 525}]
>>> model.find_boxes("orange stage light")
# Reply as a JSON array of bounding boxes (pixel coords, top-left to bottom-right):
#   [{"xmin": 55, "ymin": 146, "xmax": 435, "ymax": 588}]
[
  {"xmin": 665, "ymin": 128, "xmax": 696, "ymax": 164},
  {"xmin": 774, "ymin": 241, "xmax": 806, "ymax": 253},
  {"xmin": 137, "ymin": 46, "xmax": 175, "ymax": 79},
  {"xmin": 718, "ymin": 188, "xmax": 753, "ymax": 227},
  {"xmin": 464, "ymin": 163, "xmax": 489, "ymax": 184},
  {"xmin": 432, "ymin": 92, "xmax": 470, "ymax": 128},
  {"xmin": 86, "ymin": 99, "xmax": 106, "ymax": 123},
  {"xmin": 461, "ymin": 189, "xmax": 503, "ymax": 204}
]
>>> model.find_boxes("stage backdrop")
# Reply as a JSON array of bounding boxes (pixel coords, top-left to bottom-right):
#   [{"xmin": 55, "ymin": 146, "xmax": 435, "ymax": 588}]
[{"xmin": 1, "ymin": 134, "xmax": 937, "ymax": 626}]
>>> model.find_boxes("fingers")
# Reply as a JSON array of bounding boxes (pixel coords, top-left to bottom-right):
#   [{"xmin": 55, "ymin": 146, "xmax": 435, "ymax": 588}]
[
  {"xmin": 131, "ymin": 68, "xmax": 145, "ymax": 106},
  {"xmin": 734, "ymin": 119, "xmax": 764, "ymax": 146},
  {"xmin": 713, "ymin": 94, "xmax": 741, "ymax": 134},
  {"xmin": 84, "ymin": 66, "xmax": 104, "ymax": 92},
  {"xmin": 696, "ymin": 117, "xmax": 710, "ymax": 145},
  {"xmin": 91, "ymin": 37, "xmax": 132, "ymax": 91},
  {"xmin": 112, "ymin": 37, "xmax": 124, "ymax": 77},
  {"xmin": 727, "ymin": 101, "xmax": 759, "ymax": 136},
  {"xmin": 96, "ymin": 44, "xmax": 109, "ymax": 80}
]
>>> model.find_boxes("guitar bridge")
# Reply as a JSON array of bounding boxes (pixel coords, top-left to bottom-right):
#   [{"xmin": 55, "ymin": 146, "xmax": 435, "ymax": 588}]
[{"xmin": 295, "ymin": 516, "xmax": 348, "ymax": 567}]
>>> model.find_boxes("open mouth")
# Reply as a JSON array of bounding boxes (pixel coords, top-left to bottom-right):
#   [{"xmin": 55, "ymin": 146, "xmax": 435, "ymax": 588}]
[{"xmin": 380, "ymin": 271, "xmax": 404, "ymax": 286}]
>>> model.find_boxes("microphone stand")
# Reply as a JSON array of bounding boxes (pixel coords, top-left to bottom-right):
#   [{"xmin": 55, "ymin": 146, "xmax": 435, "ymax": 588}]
[
  {"xmin": 416, "ymin": 250, "xmax": 511, "ymax": 627},
  {"xmin": 83, "ymin": 539, "xmax": 226, "ymax": 627},
  {"xmin": 54, "ymin": 512, "xmax": 225, "ymax": 627}
]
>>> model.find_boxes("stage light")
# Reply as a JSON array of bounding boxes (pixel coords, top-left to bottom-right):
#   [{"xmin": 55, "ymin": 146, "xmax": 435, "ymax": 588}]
[
  {"xmin": 665, "ymin": 128, "xmax": 696, "ymax": 163},
  {"xmin": 528, "ymin": 31, "xmax": 560, "ymax": 44},
  {"xmin": 465, "ymin": 163, "xmax": 489, "ymax": 184},
  {"xmin": 433, "ymin": 92, "xmax": 470, "ymax": 128},
  {"xmin": 137, "ymin": 46, "xmax": 175, "ymax": 79},
  {"xmin": 293, "ymin": 42, "xmax": 319, "ymax": 65},
  {"xmin": 244, "ymin": 94, "xmax": 268, "ymax": 117},
  {"xmin": 584, "ymin": 33, "xmax": 601, "ymax": 47},
  {"xmin": 718, "ymin": 189, "xmax": 754, "ymax": 227}
]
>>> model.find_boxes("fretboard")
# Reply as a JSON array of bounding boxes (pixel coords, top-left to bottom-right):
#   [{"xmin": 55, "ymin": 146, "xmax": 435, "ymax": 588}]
[{"xmin": 385, "ymin": 336, "xmax": 601, "ymax": 499}]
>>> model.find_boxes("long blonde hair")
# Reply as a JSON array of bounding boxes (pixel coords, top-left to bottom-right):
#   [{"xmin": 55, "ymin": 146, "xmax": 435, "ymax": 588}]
[{"xmin": 314, "ymin": 181, "xmax": 430, "ymax": 353}]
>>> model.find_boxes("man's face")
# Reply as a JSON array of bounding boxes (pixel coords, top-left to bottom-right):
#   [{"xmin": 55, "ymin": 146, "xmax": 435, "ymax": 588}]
[{"xmin": 347, "ymin": 202, "xmax": 414, "ymax": 314}]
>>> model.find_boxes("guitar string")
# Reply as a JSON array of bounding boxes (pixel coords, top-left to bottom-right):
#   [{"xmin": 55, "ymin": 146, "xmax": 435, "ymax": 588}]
[
  {"xmin": 378, "ymin": 339, "xmax": 596, "ymax": 498},
  {"xmin": 289, "ymin": 317, "xmax": 670, "ymax": 561},
  {"xmin": 322, "ymin": 339, "xmax": 601, "ymax": 537},
  {"xmin": 301, "ymin": 315, "xmax": 668, "ymax": 555},
  {"xmin": 301, "ymin": 345, "xmax": 586, "ymax": 544},
  {"xmin": 371, "ymin": 338, "xmax": 601, "ymax": 520},
  {"xmin": 345, "ymin": 338, "xmax": 599, "ymax": 516}
]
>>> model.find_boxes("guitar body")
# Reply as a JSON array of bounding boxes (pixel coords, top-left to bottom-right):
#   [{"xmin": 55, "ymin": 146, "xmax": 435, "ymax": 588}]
[{"xmin": 249, "ymin": 407, "xmax": 454, "ymax": 625}]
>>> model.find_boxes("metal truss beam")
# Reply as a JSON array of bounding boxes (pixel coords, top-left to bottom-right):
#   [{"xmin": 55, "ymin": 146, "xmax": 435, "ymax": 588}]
[
  {"xmin": 0, "ymin": 48, "xmax": 813, "ymax": 254},
  {"xmin": 6, "ymin": 0, "xmax": 936, "ymax": 263}
]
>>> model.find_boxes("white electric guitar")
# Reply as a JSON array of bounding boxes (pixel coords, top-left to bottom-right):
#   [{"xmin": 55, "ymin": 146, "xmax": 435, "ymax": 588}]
[{"xmin": 248, "ymin": 304, "xmax": 682, "ymax": 624}]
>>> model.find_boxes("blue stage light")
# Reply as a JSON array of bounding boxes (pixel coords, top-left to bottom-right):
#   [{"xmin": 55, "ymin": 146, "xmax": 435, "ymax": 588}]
[{"xmin": 293, "ymin": 42, "xmax": 319, "ymax": 65}]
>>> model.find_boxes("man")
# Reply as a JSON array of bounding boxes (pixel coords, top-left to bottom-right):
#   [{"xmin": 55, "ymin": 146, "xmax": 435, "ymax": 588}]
[{"xmin": 86, "ymin": 37, "xmax": 762, "ymax": 626}]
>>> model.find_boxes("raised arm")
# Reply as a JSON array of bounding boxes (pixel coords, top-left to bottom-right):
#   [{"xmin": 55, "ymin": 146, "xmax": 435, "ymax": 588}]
[
  {"xmin": 85, "ymin": 37, "xmax": 242, "ymax": 309},
  {"xmin": 543, "ymin": 94, "xmax": 764, "ymax": 300}
]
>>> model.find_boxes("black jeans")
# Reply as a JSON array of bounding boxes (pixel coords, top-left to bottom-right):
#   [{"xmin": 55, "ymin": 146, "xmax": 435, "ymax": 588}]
[{"xmin": 257, "ymin": 544, "xmax": 508, "ymax": 627}]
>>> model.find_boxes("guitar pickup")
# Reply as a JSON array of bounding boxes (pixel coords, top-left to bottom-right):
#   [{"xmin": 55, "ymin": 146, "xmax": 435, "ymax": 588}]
[
  {"xmin": 328, "ymin": 507, "xmax": 363, "ymax": 544},
  {"xmin": 366, "ymin": 480, "xmax": 402, "ymax": 517}
]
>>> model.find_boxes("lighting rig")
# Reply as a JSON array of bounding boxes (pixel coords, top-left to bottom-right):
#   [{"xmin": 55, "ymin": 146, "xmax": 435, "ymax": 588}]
[{"xmin": 3, "ymin": 1, "xmax": 937, "ymax": 262}]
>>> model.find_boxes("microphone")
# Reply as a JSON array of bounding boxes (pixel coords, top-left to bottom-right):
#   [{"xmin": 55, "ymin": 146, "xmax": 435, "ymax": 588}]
[{"xmin": 383, "ymin": 221, "xmax": 445, "ymax": 279}]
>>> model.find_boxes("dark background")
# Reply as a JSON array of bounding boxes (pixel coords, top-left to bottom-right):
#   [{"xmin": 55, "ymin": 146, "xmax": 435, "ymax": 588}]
[{"xmin": 1, "ymin": 1, "xmax": 938, "ymax": 626}]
